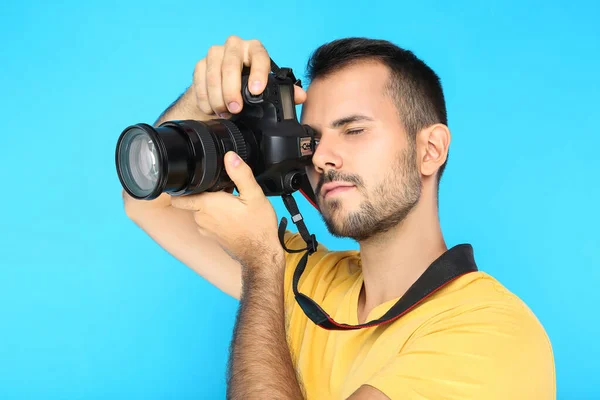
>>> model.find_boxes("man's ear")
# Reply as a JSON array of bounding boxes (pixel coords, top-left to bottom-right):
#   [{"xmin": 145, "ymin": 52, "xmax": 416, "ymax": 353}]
[{"xmin": 416, "ymin": 124, "xmax": 450, "ymax": 177}]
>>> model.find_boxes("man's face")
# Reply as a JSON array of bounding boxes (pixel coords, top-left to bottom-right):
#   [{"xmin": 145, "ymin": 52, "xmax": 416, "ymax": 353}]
[{"xmin": 301, "ymin": 61, "xmax": 422, "ymax": 242}]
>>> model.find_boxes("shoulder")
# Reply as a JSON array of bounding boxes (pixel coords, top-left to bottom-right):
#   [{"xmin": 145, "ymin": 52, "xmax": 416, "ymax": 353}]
[
  {"xmin": 423, "ymin": 271, "xmax": 553, "ymax": 346},
  {"xmin": 367, "ymin": 272, "xmax": 555, "ymax": 399},
  {"xmin": 412, "ymin": 271, "xmax": 556, "ymax": 396}
]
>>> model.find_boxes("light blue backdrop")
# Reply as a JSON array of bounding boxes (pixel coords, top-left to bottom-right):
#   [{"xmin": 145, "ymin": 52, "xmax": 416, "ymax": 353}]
[{"xmin": 1, "ymin": 0, "xmax": 598, "ymax": 398}]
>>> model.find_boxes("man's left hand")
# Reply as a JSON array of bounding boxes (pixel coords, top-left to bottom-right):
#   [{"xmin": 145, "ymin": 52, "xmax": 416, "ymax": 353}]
[{"xmin": 171, "ymin": 151, "xmax": 283, "ymax": 267}]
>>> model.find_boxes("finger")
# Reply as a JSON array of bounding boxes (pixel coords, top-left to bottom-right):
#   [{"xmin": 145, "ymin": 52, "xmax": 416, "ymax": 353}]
[
  {"xmin": 193, "ymin": 58, "xmax": 213, "ymax": 115},
  {"xmin": 170, "ymin": 193, "xmax": 204, "ymax": 212},
  {"xmin": 244, "ymin": 40, "xmax": 270, "ymax": 95},
  {"xmin": 222, "ymin": 36, "xmax": 244, "ymax": 114},
  {"xmin": 205, "ymin": 45, "xmax": 228, "ymax": 116},
  {"xmin": 294, "ymin": 85, "xmax": 307, "ymax": 105},
  {"xmin": 170, "ymin": 191, "xmax": 229, "ymax": 212},
  {"xmin": 224, "ymin": 151, "xmax": 263, "ymax": 201}
]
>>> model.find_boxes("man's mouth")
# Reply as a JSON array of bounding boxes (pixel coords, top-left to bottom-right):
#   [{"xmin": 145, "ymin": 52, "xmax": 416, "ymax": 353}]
[{"xmin": 321, "ymin": 182, "xmax": 356, "ymax": 199}]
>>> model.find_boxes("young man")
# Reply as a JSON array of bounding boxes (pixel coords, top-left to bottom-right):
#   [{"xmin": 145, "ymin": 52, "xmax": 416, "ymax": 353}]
[{"xmin": 122, "ymin": 36, "xmax": 556, "ymax": 399}]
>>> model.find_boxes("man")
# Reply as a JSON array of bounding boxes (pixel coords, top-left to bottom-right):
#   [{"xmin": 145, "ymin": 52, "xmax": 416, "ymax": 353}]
[{"xmin": 122, "ymin": 36, "xmax": 555, "ymax": 399}]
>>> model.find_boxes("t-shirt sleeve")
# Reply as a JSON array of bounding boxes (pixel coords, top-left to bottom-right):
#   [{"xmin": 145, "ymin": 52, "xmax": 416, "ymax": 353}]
[{"xmin": 364, "ymin": 302, "xmax": 556, "ymax": 400}]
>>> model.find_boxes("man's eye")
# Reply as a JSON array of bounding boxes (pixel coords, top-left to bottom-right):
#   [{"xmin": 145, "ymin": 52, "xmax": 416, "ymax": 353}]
[{"xmin": 346, "ymin": 129, "xmax": 364, "ymax": 135}]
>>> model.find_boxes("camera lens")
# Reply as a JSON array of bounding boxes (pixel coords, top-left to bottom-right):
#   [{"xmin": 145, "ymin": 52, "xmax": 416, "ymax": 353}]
[
  {"xmin": 117, "ymin": 127, "xmax": 161, "ymax": 198},
  {"xmin": 115, "ymin": 119, "xmax": 253, "ymax": 199}
]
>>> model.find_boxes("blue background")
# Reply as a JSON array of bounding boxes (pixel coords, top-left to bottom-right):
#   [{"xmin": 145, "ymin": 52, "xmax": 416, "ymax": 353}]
[{"xmin": 1, "ymin": 0, "xmax": 598, "ymax": 398}]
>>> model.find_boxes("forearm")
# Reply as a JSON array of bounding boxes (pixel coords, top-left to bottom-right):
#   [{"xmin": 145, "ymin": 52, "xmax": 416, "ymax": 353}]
[{"xmin": 227, "ymin": 252, "xmax": 304, "ymax": 399}]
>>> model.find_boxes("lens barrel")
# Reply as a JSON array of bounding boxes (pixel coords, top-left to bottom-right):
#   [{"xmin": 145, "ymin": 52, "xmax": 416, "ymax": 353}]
[{"xmin": 115, "ymin": 119, "xmax": 251, "ymax": 200}]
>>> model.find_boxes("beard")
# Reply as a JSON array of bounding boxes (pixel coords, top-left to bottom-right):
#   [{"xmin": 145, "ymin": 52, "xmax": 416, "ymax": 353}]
[{"xmin": 317, "ymin": 146, "xmax": 421, "ymax": 242}]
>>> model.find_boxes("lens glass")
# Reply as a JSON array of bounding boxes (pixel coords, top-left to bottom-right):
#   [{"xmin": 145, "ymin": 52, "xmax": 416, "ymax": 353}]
[{"xmin": 119, "ymin": 128, "xmax": 160, "ymax": 197}]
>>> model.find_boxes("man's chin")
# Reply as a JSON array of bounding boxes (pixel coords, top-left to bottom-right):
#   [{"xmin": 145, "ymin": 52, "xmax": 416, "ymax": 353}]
[
  {"xmin": 322, "ymin": 220, "xmax": 348, "ymax": 239},
  {"xmin": 319, "ymin": 202, "xmax": 347, "ymax": 218},
  {"xmin": 320, "ymin": 195, "xmax": 360, "ymax": 212},
  {"xmin": 320, "ymin": 211, "xmax": 353, "ymax": 237}
]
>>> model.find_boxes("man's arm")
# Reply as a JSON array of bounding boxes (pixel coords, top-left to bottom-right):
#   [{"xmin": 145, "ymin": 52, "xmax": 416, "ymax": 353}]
[
  {"xmin": 223, "ymin": 240, "xmax": 389, "ymax": 400},
  {"xmin": 226, "ymin": 250, "xmax": 305, "ymax": 399},
  {"xmin": 123, "ymin": 87, "xmax": 245, "ymax": 299}
]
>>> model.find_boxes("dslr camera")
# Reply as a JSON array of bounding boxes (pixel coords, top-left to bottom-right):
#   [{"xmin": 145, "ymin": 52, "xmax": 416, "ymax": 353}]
[{"xmin": 115, "ymin": 61, "xmax": 319, "ymax": 208}]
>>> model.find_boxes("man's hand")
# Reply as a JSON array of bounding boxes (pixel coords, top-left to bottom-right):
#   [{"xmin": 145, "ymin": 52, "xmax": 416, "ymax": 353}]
[
  {"xmin": 193, "ymin": 35, "xmax": 307, "ymax": 118},
  {"xmin": 170, "ymin": 151, "xmax": 283, "ymax": 267}
]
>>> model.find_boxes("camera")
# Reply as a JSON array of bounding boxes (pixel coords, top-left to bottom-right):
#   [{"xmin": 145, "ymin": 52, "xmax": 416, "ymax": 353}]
[{"xmin": 115, "ymin": 62, "xmax": 319, "ymax": 207}]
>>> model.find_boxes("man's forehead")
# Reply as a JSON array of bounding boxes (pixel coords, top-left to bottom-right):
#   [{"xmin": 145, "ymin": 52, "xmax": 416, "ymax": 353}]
[{"xmin": 300, "ymin": 65, "xmax": 390, "ymax": 126}]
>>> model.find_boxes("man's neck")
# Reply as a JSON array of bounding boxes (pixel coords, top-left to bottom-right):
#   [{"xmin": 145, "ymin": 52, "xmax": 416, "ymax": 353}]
[{"xmin": 356, "ymin": 196, "xmax": 447, "ymax": 324}]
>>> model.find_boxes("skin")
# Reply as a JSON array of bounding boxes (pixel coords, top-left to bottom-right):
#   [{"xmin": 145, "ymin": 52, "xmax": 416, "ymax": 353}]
[
  {"xmin": 301, "ymin": 60, "xmax": 451, "ymax": 325},
  {"xmin": 170, "ymin": 36, "xmax": 451, "ymax": 399}
]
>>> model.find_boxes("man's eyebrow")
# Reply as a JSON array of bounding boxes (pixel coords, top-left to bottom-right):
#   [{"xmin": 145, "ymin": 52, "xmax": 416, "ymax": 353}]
[{"xmin": 329, "ymin": 114, "xmax": 375, "ymax": 129}]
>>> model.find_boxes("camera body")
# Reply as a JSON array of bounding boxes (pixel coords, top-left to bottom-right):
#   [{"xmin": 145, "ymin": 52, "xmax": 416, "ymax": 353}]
[
  {"xmin": 226, "ymin": 66, "xmax": 317, "ymax": 195},
  {"xmin": 115, "ymin": 64, "xmax": 319, "ymax": 204}
]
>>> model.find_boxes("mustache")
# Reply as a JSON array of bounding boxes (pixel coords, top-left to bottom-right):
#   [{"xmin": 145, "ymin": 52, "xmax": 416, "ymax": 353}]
[{"xmin": 316, "ymin": 170, "xmax": 364, "ymax": 197}]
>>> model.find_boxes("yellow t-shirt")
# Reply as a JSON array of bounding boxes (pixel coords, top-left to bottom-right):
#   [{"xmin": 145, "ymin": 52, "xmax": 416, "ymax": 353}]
[{"xmin": 283, "ymin": 231, "xmax": 555, "ymax": 400}]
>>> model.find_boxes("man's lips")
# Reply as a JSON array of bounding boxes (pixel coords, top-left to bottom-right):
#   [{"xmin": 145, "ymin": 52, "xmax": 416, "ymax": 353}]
[{"xmin": 321, "ymin": 182, "xmax": 356, "ymax": 198}]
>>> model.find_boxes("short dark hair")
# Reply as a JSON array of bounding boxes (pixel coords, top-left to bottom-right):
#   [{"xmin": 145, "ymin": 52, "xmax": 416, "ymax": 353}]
[{"xmin": 305, "ymin": 37, "xmax": 449, "ymax": 184}]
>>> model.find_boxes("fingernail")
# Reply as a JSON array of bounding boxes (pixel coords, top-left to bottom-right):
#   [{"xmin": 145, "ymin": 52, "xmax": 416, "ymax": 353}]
[
  {"xmin": 230, "ymin": 152, "xmax": 241, "ymax": 167},
  {"xmin": 228, "ymin": 102, "xmax": 240, "ymax": 113},
  {"xmin": 218, "ymin": 112, "xmax": 231, "ymax": 119},
  {"xmin": 250, "ymin": 81, "xmax": 262, "ymax": 93}
]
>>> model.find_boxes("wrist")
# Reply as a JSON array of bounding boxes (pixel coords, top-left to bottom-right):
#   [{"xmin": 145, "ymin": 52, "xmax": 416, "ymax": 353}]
[
  {"xmin": 156, "ymin": 86, "xmax": 211, "ymax": 126},
  {"xmin": 241, "ymin": 250, "xmax": 285, "ymax": 285}
]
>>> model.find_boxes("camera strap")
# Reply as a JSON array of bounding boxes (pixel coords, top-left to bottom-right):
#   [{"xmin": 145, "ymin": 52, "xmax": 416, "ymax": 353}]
[
  {"xmin": 277, "ymin": 194, "xmax": 479, "ymax": 331},
  {"xmin": 270, "ymin": 59, "xmax": 303, "ymax": 87}
]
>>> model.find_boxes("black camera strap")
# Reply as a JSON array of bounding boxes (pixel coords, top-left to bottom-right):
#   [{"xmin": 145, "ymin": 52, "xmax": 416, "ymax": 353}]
[
  {"xmin": 270, "ymin": 58, "xmax": 303, "ymax": 87},
  {"xmin": 277, "ymin": 194, "xmax": 478, "ymax": 331}
]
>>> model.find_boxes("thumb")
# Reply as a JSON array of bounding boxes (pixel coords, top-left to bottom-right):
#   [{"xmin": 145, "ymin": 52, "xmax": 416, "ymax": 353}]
[{"xmin": 224, "ymin": 151, "xmax": 263, "ymax": 200}]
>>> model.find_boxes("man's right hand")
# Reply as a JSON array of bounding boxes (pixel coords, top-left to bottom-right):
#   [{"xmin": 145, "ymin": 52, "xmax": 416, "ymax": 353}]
[{"xmin": 192, "ymin": 35, "xmax": 307, "ymax": 118}]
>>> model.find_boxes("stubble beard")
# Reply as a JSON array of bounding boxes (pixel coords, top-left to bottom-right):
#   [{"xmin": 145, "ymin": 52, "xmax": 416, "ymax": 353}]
[{"xmin": 319, "ymin": 146, "xmax": 422, "ymax": 242}]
